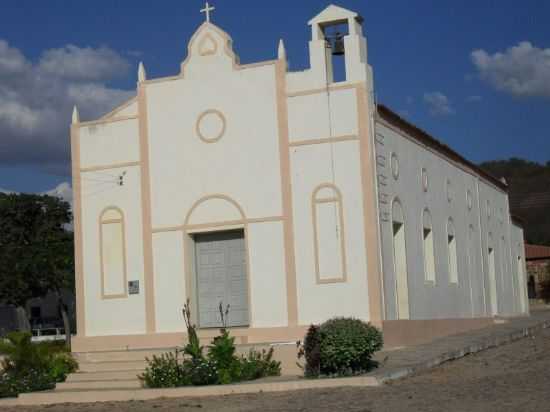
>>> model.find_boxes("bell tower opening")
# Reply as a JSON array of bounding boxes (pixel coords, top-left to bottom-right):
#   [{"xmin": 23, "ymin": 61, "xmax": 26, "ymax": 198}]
[{"xmin": 322, "ymin": 21, "xmax": 349, "ymax": 83}]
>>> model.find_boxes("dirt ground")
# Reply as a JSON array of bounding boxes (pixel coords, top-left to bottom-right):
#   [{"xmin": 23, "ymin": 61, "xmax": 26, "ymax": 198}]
[{"xmin": 7, "ymin": 328, "xmax": 550, "ymax": 412}]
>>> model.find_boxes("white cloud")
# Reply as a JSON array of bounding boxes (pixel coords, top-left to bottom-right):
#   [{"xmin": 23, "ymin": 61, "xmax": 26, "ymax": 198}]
[
  {"xmin": 38, "ymin": 45, "xmax": 130, "ymax": 81},
  {"xmin": 43, "ymin": 182, "xmax": 73, "ymax": 206},
  {"xmin": 471, "ymin": 41, "xmax": 550, "ymax": 98},
  {"xmin": 0, "ymin": 39, "xmax": 134, "ymax": 175},
  {"xmin": 423, "ymin": 92, "xmax": 455, "ymax": 116}
]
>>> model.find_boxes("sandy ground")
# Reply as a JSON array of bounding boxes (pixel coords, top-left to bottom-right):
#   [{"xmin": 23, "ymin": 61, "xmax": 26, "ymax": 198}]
[{"xmin": 6, "ymin": 327, "xmax": 550, "ymax": 412}]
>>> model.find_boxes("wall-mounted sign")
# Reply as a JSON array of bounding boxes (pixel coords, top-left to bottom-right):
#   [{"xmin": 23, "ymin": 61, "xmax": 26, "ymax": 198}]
[{"xmin": 128, "ymin": 280, "xmax": 140, "ymax": 295}]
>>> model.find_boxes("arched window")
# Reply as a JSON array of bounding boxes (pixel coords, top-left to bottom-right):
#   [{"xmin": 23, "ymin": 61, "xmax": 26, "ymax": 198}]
[
  {"xmin": 422, "ymin": 209, "xmax": 436, "ymax": 283},
  {"xmin": 100, "ymin": 207, "xmax": 127, "ymax": 299},
  {"xmin": 312, "ymin": 184, "xmax": 346, "ymax": 283},
  {"xmin": 447, "ymin": 219, "xmax": 458, "ymax": 284},
  {"xmin": 392, "ymin": 199, "xmax": 409, "ymax": 319}
]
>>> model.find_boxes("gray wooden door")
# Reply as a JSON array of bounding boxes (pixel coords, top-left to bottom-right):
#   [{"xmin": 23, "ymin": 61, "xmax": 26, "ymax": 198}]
[{"xmin": 194, "ymin": 230, "xmax": 249, "ymax": 328}]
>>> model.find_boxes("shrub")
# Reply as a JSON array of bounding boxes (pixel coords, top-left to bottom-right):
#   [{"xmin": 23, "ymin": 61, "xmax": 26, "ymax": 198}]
[
  {"xmin": 239, "ymin": 348, "xmax": 281, "ymax": 381},
  {"xmin": 0, "ymin": 332, "xmax": 78, "ymax": 398},
  {"xmin": 301, "ymin": 325, "xmax": 321, "ymax": 377},
  {"xmin": 318, "ymin": 318, "xmax": 383, "ymax": 376},
  {"xmin": 140, "ymin": 302, "xmax": 281, "ymax": 388},
  {"xmin": 299, "ymin": 318, "xmax": 383, "ymax": 378},
  {"xmin": 140, "ymin": 351, "xmax": 189, "ymax": 388}
]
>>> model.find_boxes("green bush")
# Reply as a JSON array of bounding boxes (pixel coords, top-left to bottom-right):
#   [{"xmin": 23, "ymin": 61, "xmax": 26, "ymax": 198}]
[
  {"xmin": 140, "ymin": 301, "xmax": 281, "ymax": 388},
  {"xmin": 300, "ymin": 318, "xmax": 383, "ymax": 378},
  {"xmin": 0, "ymin": 332, "xmax": 78, "ymax": 398},
  {"xmin": 140, "ymin": 352, "xmax": 190, "ymax": 388}
]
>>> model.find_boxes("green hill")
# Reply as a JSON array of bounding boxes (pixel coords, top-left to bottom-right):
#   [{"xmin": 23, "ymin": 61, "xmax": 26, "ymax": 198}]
[{"xmin": 480, "ymin": 158, "xmax": 550, "ymax": 246}]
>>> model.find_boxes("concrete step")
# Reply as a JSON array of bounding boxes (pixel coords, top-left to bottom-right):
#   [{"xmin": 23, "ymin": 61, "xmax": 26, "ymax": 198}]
[
  {"xmin": 56, "ymin": 379, "xmax": 142, "ymax": 391},
  {"xmin": 67, "ymin": 370, "xmax": 143, "ymax": 382},
  {"xmin": 78, "ymin": 360, "xmax": 147, "ymax": 373},
  {"xmin": 74, "ymin": 348, "xmax": 175, "ymax": 363}
]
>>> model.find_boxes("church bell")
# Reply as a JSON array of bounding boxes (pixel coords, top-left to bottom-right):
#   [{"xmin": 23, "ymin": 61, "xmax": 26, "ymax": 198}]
[{"xmin": 330, "ymin": 33, "xmax": 345, "ymax": 56}]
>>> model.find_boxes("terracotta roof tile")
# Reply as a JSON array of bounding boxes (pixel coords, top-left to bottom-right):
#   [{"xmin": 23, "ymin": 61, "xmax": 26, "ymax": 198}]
[{"xmin": 525, "ymin": 244, "xmax": 550, "ymax": 260}]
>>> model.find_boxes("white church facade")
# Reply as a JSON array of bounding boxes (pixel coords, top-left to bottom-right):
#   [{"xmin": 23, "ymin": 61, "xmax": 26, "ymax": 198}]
[{"xmin": 70, "ymin": 5, "xmax": 528, "ymax": 352}]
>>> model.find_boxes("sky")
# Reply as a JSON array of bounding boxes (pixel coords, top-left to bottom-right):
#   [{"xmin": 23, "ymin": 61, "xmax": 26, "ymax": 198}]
[{"xmin": 0, "ymin": 0, "xmax": 549, "ymax": 200}]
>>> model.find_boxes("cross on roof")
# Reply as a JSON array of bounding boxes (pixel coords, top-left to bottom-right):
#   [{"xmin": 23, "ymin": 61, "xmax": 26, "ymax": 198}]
[{"xmin": 200, "ymin": 2, "xmax": 215, "ymax": 23}]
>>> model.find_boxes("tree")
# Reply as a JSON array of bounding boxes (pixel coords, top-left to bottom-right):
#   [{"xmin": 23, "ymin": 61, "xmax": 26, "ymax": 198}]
[{"xmin": 0, "ymin": 193, "xmax": 74, "ymax": 347}]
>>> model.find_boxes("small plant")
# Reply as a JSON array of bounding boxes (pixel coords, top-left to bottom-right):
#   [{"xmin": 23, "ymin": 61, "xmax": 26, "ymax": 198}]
[
  {"xmin": 140, "ymin": 302, "xmax": 281, "ymax": 388},
  {"xmin": 298, "ymin": 318, "xmax": 383, "ymax": 378},
  {"xmin": 140, "ymin": 352, "xmax": 189, "ymax": 388},
  {"xmin": 0, "ymin": 332, "xmax": 78, "ymax": 398}
]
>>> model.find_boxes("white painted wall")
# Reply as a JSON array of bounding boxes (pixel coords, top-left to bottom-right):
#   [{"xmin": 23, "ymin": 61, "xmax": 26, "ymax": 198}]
[
  {"xmin": 152, "ymin": 231, "xmax": 187, "ymax": 333},
  {"xmin": 290, "ymin": 139, "xmax": 369, "ymax": 325},
  {"xmin": 375, "ymin": 120, "xmax": 526, "ymax": 320},
  {"xmin": 79, "ymin": 119, "xmax": 140, "ymax": 169},
  {"xmin": 80, "ymin": 164, "xmax": 146, "ymax": 336}
]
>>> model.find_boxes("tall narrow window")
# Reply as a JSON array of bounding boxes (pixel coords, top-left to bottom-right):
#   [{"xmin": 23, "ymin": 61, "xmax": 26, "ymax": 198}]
[
  {"xmin": 447, "ymin": 219, "xmax": 458, "ymax": 284},
  {"xmin": 517, "ymin": 253, "xmax": 527, "ymax": 313},
  {"xmin": 487, "ymin": 235, "xmax": 498, "ymax": 315},
  {"xmin": 392, "ymin": 199, "xmax": 409, "ymax": 319},
  {"xmin": 100, "ymin": 207, "xmax": 127, "ymax": 298},
  {"xmin": 422, "ymin": 209, "xmax": 436, "ymax": 283},
  {"xmin": 312, "ymin": 184, "xmax": 346, "ymax": 283}
]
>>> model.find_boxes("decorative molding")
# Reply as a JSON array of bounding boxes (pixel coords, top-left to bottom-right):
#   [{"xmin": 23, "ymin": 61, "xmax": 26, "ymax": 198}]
[
  {"xmin": 70, "ymin": 124, "xmax": 86, "ymax": 336},
  {"xmin": 152, "ymin": 216, "xmax": 284, "ymax": 234},
  {"xmin": 311, "ymin": 183, "xmax": 347, "ymax": 284},
  {"xmin": 137, "ymin": 83, "xmax": 156, "ymax": 333},
  {"xmin": 80, "ymin": 161, "xmax": 140, "ymax": 173},
  {"xmin": 289, "ymin": 135, "xmax": 359, "ymax": 147},
  {"xmin": 78, "ymin": 115, "xmax": 138, "ymax": 128},
  {"xmin": 275, "ymin": 59, "xmax": 299, "ymax": 327},
  {"xmin": 99, "ymin": 207, "xmax": 128, "ymax": 300},
  {"xmin": 286, "ymin": 82, "xmax": 362, "ymax": 98},
  {"xmin": 196, "ymin": 109, "xmax": 227, "ymax": 143},
  {"xmin": 198, "ymin": 33, "xmax": 218, "ymax": 56},
  {"xmin": 100, "ymin": 97, "xmax": 138, "ymax": 120}
]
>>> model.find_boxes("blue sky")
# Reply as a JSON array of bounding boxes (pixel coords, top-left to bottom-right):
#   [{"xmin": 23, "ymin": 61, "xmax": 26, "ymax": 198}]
[{"xmin": 0, "ymin": 0, "xmax": 549, "ymax": 195}]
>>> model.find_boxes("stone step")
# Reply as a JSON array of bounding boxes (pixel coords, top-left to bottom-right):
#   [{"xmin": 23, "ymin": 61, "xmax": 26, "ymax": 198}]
[
  {"xmin": 56, "ymin": 379, "xmax": 142, "ymax": 391},
  {"xmin": 74, "ymin": 348, "xmax": 175, "ymax": 363},
  {"xmin": 78, "ymin": 360, "xmax": 147, "ymax": 373},
  {"xmin": 67, "ymin": 370, "xmax": 143, "ymax": 382}
]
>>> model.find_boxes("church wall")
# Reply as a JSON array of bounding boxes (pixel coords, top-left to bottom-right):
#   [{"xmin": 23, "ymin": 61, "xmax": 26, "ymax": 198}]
[
  {"xmin": 145, "ymin": 64, "xmax": 282, "ymax": 229},
  {"xmin": 143, "ymin": 58, "xmax": 289, "ymax": 329},
  {"xmin": 152, "ymin": 231, "xmax": 186, "ymax": 333},
  {"xmin": 375, "ymin": 121, "xmax": 524, "ymax": 321},
  {"xmin": 79, "ymin": 119, "xmax": 140, "ymax": 169},
  {"xmin": 79, "ymin": 163, "xmax": 147, "ymax": 336},
  {"xmin": 289, "ymin": 135, "xmax": 370, "ymax": 325}
]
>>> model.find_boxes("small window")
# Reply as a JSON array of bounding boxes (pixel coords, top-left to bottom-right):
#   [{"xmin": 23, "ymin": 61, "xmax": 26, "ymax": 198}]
[
  {"xmin": 391, "ymin": 152, "xmax": 399, "ymax": 180},
  {"xmin": 421, "ymin": 168, "xmax": 429, "ymax": 192},
  {"xmin": 446, "ymin": 179, "xmax": 453, "ymax": 202},
  {"xmin": 447, "ymin": 219, "xmax": 458, "ymax": 283},
  {"xmin": 466, "ymin": 190, "xmax": 473, "ymax": 210},
  {"xmin": 422, "ymin": 209, "xmax": 436, "ymax": 283}
]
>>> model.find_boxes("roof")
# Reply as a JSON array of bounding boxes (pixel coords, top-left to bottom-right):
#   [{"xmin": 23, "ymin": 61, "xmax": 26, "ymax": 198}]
[
  {"xmin": 376, "ymin": 104, "xmax": 508, "ymax": 192},
  {"xmin": 525, "ymin": 244, "xmax": 550, "ymax": 261},
  {"xmin": 308, "ymin": 4, "xmax": 364, "ymax": 26}
]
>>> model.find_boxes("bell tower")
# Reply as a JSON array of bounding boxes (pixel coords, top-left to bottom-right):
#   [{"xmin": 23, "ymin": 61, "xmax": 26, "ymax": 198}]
[{"xmin": 307, "ymin": 4, "xmax": 370, "ymax": 85}]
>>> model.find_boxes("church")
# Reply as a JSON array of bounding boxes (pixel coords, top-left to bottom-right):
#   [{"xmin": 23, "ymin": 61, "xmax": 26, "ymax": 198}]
[{"xmin": 70, "ymin": 4, "xmax": 528, "ymax": 352}]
